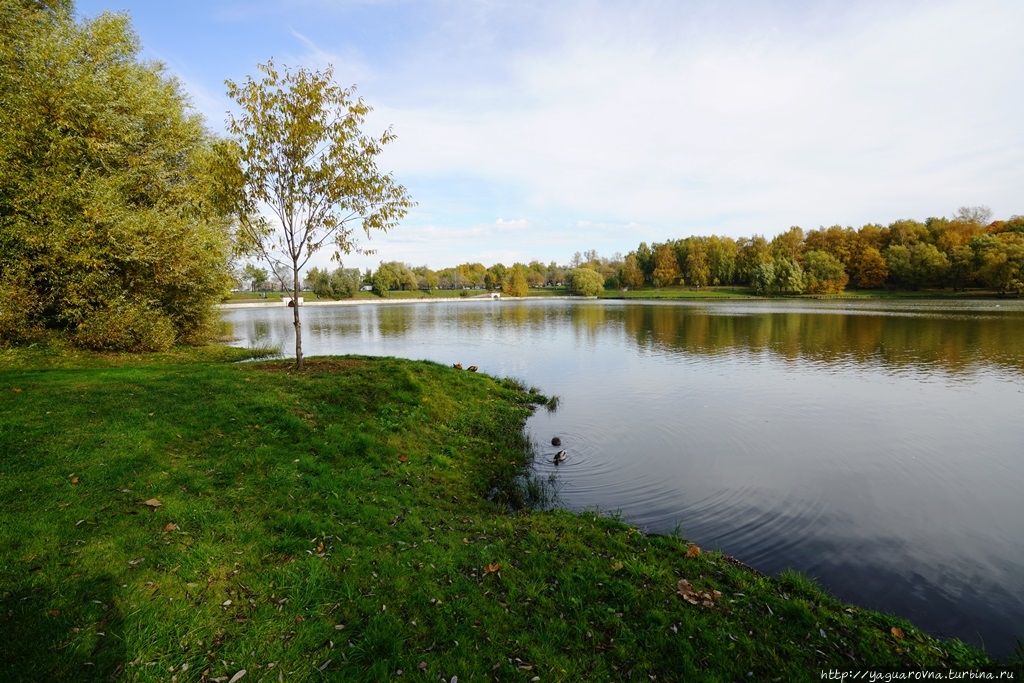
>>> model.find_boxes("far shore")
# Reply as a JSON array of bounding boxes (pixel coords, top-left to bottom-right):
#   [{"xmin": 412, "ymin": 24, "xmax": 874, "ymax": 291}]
[{"xmin": 217, "ymin": 294, "xmax": 569, "ymax": 309}]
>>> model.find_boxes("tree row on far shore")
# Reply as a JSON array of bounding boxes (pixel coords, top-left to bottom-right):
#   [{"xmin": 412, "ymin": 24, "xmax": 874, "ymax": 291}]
[
  {"xmin": 306, "ymin": 208, "xmax": 1022, "ymax": 300},
  {"xmin": 622, "ymin": 207, "xmax": 1024, "ymax": 296}
]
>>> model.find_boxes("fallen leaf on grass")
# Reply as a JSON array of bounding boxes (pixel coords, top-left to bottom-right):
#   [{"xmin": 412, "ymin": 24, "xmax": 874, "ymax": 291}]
[
  {"xmin": 891, "ymin": 627, "xmax": 905, "ymax": 639},
  {"xmin": 484, "ymin": 563, "xmax": 501, "ymax": 574},
  {"xmin": 611, "ymin": 561, "xmax": 623, "ymax": 571},
  {"xmin": 47, "ymin": 610, "xmax": 60, "ymax": 617},
  {"xmin": 12, "ymin": 388, "xmax": 22, "ymax": 393},
  {"xmin": 677, "ymin": 578, "xmax": 722, "ymax": 607},
  {"xmin": 143, "ymin": 499, "xmax": 162, "ymax": 508},
  {"xmin": 71, "ymin": 477, "xmax": 79, "ymax": 484},
  {"xmin": 398, "ymin": 455, "xmax": 408, "ymax": 463},
  {"xmin": 227, "ymin": 669, "xmax": 246, "ymax": 682},
  {"xmin": 163, "ymin": 523, "xmax": 178, "ymax": 532},
  {"xmin": 686, "ymin": 545, "xmax": 701, "ymax": 558}
]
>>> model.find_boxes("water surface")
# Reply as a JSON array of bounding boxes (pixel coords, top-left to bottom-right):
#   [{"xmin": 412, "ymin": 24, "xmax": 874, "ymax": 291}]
[{"xmin": 223, "ymin": 298, "xmax": 1024, "ymax": 658}]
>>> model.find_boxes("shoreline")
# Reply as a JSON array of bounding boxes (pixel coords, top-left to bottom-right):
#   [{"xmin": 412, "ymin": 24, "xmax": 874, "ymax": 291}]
[
  {"xmin": 217, "ymin": 295, "xmax": 575, "ymax": 309},
  {"xmin": 0, "ymin": 348, "xmax": 1011, "ymax": 674}
]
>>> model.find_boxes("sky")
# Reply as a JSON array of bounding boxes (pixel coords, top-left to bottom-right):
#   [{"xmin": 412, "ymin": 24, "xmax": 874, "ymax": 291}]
[{"xmin": 75, "ymin": 0, "xmax": 1024, "ymax": 273}]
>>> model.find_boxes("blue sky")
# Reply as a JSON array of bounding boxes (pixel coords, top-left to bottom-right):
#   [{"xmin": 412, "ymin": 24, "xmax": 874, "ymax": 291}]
[{"xmin": 76, "ymin": 0, "xmax": 1024, "ymax": 273}]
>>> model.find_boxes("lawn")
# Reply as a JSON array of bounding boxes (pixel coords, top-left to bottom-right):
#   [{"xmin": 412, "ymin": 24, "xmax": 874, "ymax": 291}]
[{"xmin": 0, "ymin": 345, "xmax": 1011, "ymax": 681}]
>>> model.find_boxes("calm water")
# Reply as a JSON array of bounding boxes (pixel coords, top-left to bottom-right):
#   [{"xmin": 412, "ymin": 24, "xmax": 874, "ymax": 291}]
[{"xmin": 222, "ymin": 298, "xmax": 1024, "ymax": 659}]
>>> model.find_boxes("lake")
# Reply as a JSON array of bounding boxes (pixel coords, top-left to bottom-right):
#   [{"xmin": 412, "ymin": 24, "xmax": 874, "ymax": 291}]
[{"xmin": 222, "ymin": 298, "xmax": 1024, "ymax": 659}]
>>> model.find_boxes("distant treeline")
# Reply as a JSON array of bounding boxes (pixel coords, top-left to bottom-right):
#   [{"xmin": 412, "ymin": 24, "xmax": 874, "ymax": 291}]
[
  {"xmin": 620, "ymin": 207, "xmax": 1024, "ymax": 296},
  {"xmin": 298, "ymin": 207, "xmax": 1024, "ymax": 298}
]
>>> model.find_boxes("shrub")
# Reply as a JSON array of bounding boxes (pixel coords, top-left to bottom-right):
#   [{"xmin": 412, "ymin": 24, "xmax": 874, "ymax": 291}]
[
  {"xmin": 74, "ymin": 301, "xmax": 176, "ymax": 352},
  {"xmin": 567, "ymin": 267, "xmax": 605, "ymax": 296}
]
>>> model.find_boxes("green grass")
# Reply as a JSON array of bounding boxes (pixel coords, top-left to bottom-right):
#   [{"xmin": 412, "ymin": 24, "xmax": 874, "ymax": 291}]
[
  {"xmin": 227, "ymin": 291, "xmax": 322, "ymax": 302},
  {"xmin": 0, "ymin": 346, "xmax": 1012, "ymax": 681}
]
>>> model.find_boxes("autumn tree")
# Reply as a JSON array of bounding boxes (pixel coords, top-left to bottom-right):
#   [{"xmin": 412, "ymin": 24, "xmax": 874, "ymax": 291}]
[
  {"xmin": 736, "ymin": 235, "xmax": 773, "ymax": 284},
  {"xmin": 847, "ymin": 245, "xmax": 888, "ymax": 289},
  {"xmin": 620, "ymin": 253, "xmax": 645, "ymax": 289},
  {"xmin": 973, "ymin": 234, "xmax": 1024, "ymax": 295},
  {"xmin": 684, "ymin": 238, "xmax": 712, "ymax": 287},
  {"xmin": 803, "ymin": 250, "xmax": 849, "ymax": 294},
  {"xmin": 771, "ymin": 226, "xmax": 804, "ymax": 262},
  {"xmin": 485, "ymin": 263, "xmax": 506, "ymax": 291},
  {"xmin": 226, "ymin": 60, "xmax": 413, "ymax": 369},
  {"xmin": 706, "ymin": 235, "xmax": 738, "ymax": 286},
  {"xmin": 0, "ymin": 2, "xmax": 237, "ymax": 349},
  {"xmin": 502, "ymin": 265, "xmax": 529, "ymax": 297},
  {"xmin": 651, "ymin": 243, "xmax": 681, "ymax": 287}
]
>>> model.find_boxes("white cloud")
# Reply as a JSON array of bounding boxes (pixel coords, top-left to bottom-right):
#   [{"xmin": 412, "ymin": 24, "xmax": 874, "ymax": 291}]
[
  {"xmin": 85, "ymin": 0, "xmax": 1024, "ymax": 269},
  {"xmin": 358, "ymin": 0, "xmax": 1024, "ymax": 240},
  {"xmin": 494, "ymin": 218, "xmax": 528, "ymax": 229}
]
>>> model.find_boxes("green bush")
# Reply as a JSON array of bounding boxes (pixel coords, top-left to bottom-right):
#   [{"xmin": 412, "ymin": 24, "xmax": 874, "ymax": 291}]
[
  {"xmin": 74, "ymin": 300, "xmax": 176, "ymax": 352},
  {"xmin": 0, "ymin": 4, "xmax": 235, "ymax": 351},
  {"xmin": 567, "ymin": 267, "xmax": 605, "ymax": 296},
  {"xmin": 0, "ymin": 272, "xmax": 43, "ymax": 346}
]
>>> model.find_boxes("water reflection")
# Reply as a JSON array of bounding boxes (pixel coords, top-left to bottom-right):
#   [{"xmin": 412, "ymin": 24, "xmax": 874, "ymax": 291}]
[
  {"xmin": 222, "ymin": 299, "xmax": 1024, "ymax": 658},
  {"xmin": 620, "ymin": 301, "xmax": 1024, "ymax": 375}
]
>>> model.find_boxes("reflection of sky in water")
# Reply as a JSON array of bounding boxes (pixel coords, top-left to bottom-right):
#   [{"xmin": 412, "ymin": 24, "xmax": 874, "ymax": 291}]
[{"xmin": 222, "ymin": 299, "xmax": 1024, "ymax": 658}]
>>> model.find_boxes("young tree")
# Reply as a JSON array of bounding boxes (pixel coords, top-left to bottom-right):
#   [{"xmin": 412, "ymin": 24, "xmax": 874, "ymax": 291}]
[{"xmin": 226, "ymin": 60, "xmax": 413, "ymax": 369}]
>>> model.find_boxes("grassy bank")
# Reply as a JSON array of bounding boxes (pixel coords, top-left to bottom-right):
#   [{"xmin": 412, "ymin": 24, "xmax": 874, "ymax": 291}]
[{"xmin": 0, "ymin": 348, "xmax": 1010, "ymax": 681}]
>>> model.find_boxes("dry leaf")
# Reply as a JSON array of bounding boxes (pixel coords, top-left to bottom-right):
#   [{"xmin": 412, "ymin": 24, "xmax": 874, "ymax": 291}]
[
  {"xmin": 891, "ymin": 627, "xmax": 905, "ymax": 639},
  {"xmin": 164, "ymin": 523, "xmax": 178, "ymax": 532},
  {"xmin": 677, "ymin": 578, "xmax": 720, "ymax": 607},
  {"xmin": 143, "ymin": 498, "xmax": 162, "ymax": 508},
  {"xmin": 484, "ymin": 563, "xmax": 501, "ymax": 574},
  {"xmin": 12, "ymin": 388, "xmax": 22, "ymax": 393},
  {"xmin": 47, "ymin": 610, "xmax": 60, "ymax": 617},
  {"xmin": 398, "ymin": 455, "xmax": 408, "ymax": 463},
  {"xmin": 686, "ymin": 545, "xmax": 701, "ymax": 558},
  {"xmin": 227, "ymin": 670, "xmax": 246, "ymax": 683},
  {"xmin": 611, "ymin": 561, "xmax": 623, "ymax": 571},
  {"xmin": 71, "ymin": 477, "xmax": 79, "ymax": 484}
]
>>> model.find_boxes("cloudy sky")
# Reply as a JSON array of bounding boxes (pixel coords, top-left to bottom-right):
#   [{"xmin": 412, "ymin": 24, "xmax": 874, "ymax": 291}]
[{"xmin": 76, "ymin": 0, "xmax": 1024, "ymax": 272}]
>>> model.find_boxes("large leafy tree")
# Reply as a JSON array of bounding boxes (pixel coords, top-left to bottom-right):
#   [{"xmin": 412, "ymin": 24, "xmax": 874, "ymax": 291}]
[
  {"xmin": 0, "ymin": 1, "xmax": 236, "ymax": 349},
  {"xmin": 226, "ymin": 60, "xmax": 413, "ymax": 369},
  {"xmin": 567, "ymin": 266, "xmax": 605, "ymax": 296}
]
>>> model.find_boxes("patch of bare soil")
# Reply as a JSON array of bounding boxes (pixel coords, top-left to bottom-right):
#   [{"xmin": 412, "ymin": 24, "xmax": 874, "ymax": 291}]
[{"xmin": 253, "ymin": 358, "xmax": 369, "ymax": 373}]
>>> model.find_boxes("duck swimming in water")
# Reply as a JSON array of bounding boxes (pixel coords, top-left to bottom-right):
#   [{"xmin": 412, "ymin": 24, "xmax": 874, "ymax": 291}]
[
  {"xmin": 552, "ymin": 449, "xmax": 567, "ymax": 464},
  {"xmin": 551, "ymin": 437, "xmax": 562, "ymax": 446}
]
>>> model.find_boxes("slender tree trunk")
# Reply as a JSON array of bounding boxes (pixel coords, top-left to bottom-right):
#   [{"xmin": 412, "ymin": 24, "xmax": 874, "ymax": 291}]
[{"xmin": 293, "ymin": 265, "xmax": 303, "ymax": 371}]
